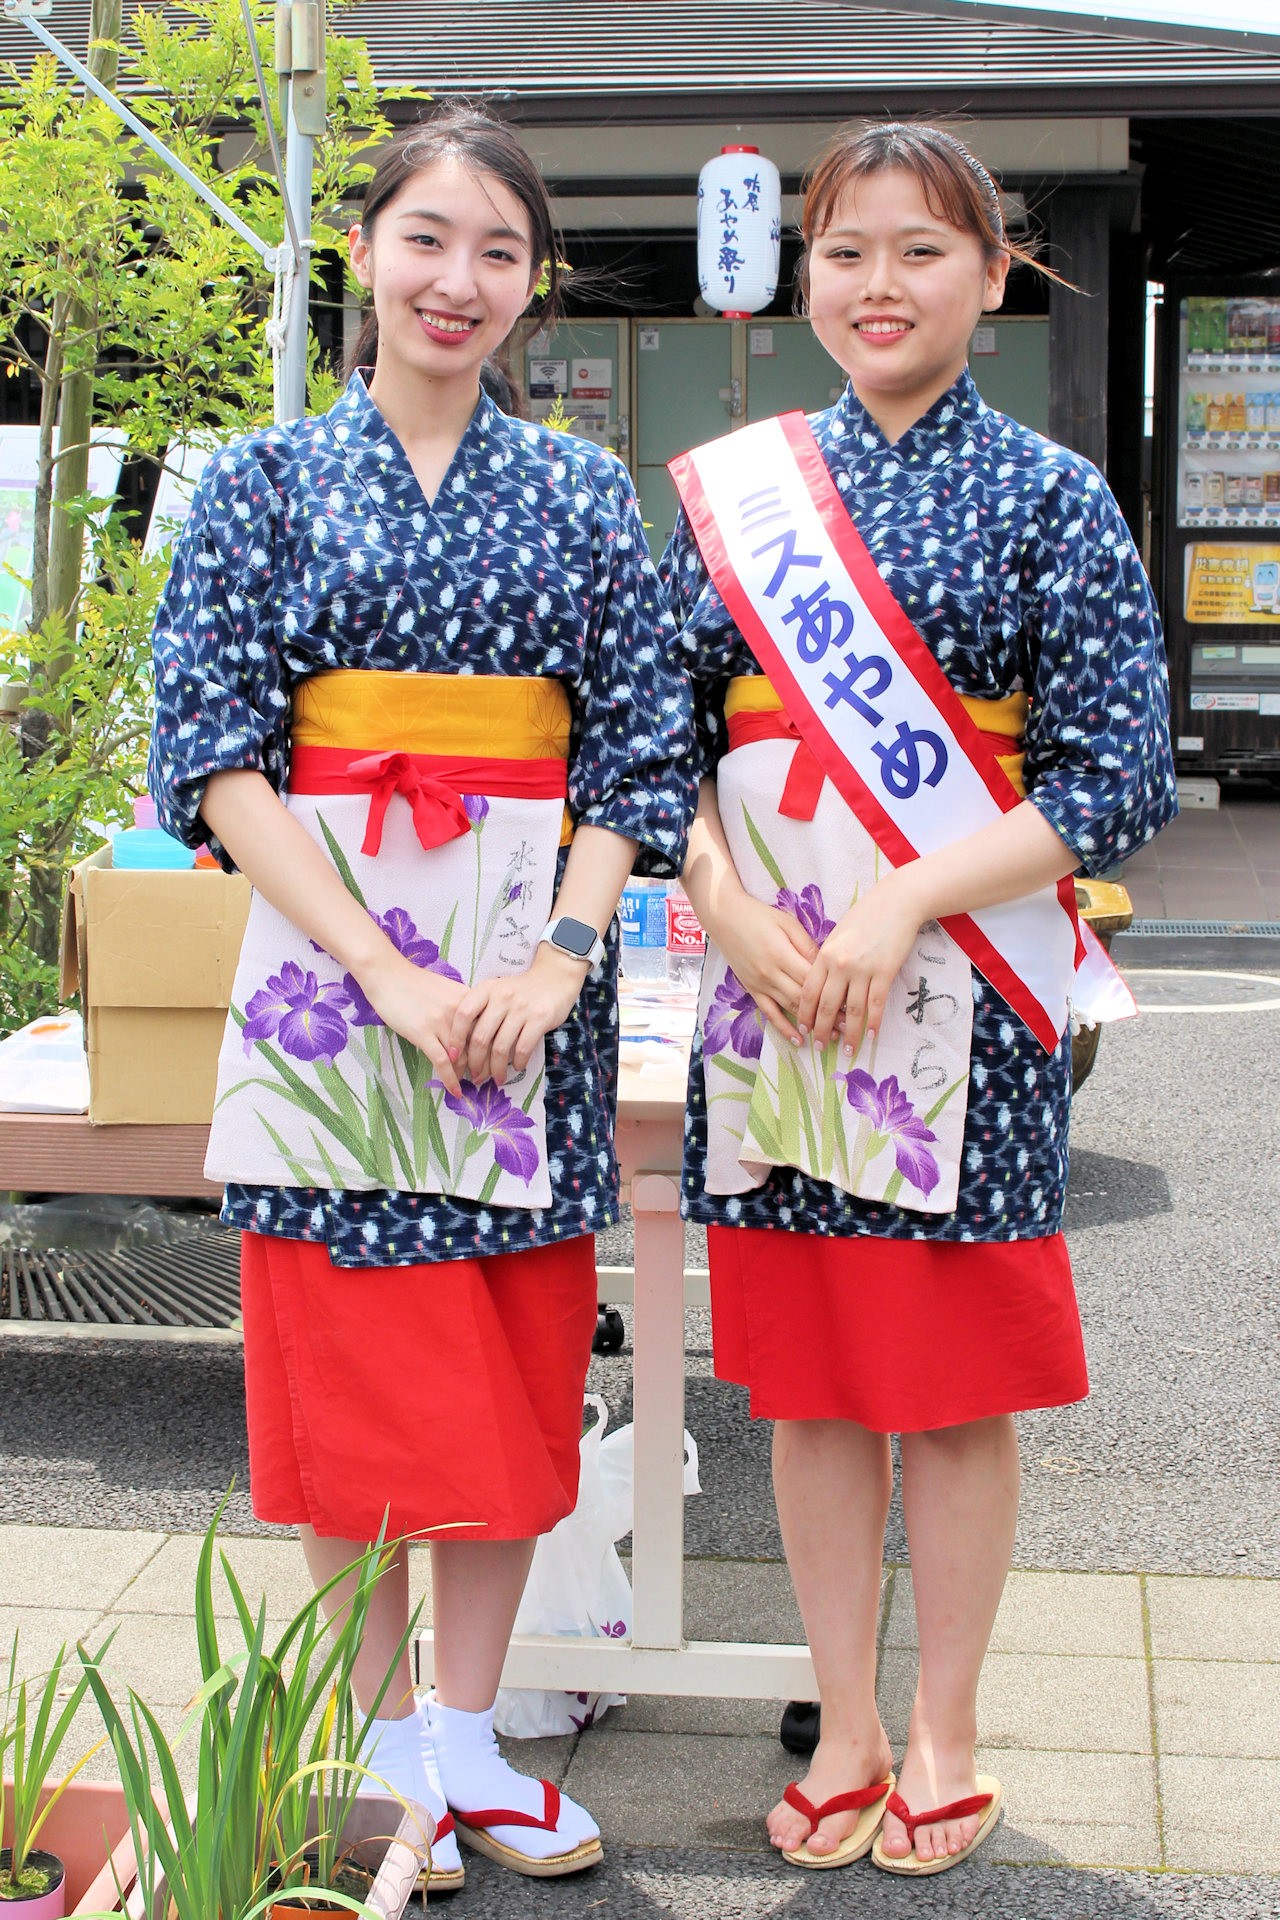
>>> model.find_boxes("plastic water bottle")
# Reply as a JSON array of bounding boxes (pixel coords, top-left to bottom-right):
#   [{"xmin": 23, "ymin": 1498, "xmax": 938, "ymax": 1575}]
[
  {"xmin": 111, "ymin": 795, "xmax": 195, "ymax": 870},
  {"xmin": 619, "ymin": 878, "xmax": 669, "ymax": 982},
  {"xmin": 665, "ymin": 885, "xmax": 707, "ymax": 990}
]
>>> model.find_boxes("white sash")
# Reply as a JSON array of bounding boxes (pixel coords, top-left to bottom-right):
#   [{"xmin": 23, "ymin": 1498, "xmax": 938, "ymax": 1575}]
[
  {"xmin": 204, "ymin": 790, "xmax": 560, "ymax": 1209},
  {"xmin": 670, "ymin": 413, "xmax": 1085, "ymax": 1052}
]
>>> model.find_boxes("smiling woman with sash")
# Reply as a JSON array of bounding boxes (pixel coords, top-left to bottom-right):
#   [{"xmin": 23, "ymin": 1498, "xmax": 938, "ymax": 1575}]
[
  {"xmin": 663, "ymin": 123, "xmax": 1176, "ymax": 1878},
  {"xmin": 147, "ymin": 108, "xmax": 694, "ymax": 1890}
]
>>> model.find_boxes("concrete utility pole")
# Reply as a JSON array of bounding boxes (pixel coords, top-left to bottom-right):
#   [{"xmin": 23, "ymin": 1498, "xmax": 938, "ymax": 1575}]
[{"xmin": 273, "ymin": 1, "xmax": 327, "ymax": 422}]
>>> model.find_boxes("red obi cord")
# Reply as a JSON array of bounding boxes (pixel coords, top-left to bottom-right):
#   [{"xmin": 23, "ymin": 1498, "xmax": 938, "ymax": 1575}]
[
  {"xmin": 726, "ymin": 708, "xmax": 825, "ymax": 820},
  {"xmin": 289, "ymin": 745, "xmax": 568, "ymax": 856},
  {"xmin": 726, "ymin": 708, "xmax": 1025, "ymax": 823}
]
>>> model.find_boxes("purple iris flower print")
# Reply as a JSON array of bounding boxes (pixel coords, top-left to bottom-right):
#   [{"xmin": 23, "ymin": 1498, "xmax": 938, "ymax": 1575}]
[
  {"xmin": 443, "ymin": 1079, "xmax": 540, "ymax": 1183},
  {"xmin": 243, "ymin": 963, "xmax": 352, "ymax": 1063},
  {"xmin": 836, "ymin": 1068, "xmax": 940, "ymax": 1197},
  {"xmin": 702, "ymin": 968, "xmax": 764, "ymax": 1061},
  {"xmin": 462, "ymin": 792, "xmax": 489, "ymax": 826},
  {"xmin": 343, "ymin": 907, "xmax": 463, "ymax": 1026},
  {"xmin": 776, "ymin": 883, "xmax": 836, "ymax": 944}
]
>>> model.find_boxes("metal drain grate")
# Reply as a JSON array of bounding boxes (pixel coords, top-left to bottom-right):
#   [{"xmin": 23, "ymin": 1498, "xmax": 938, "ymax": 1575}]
[
  {"xmin": 0, "ymin": 1217, "xmax": 241, "ymax": 1329},
  {"xmin": 1123, "ymin": 920, "xmax": 1280, "ymax": 937}
]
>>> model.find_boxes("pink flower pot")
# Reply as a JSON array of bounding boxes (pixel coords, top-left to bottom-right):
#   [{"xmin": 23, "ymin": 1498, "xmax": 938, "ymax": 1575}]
[
  {"xmin": 2, "ymin": 1781, "xmax": 135, "ymax": 1914},
  {"xmin": 0, "ymin": 1847, "xmax": 66, "ymax": 1916}
]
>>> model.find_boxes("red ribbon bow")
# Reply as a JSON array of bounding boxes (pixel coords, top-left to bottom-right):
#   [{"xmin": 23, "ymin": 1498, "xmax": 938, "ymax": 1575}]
[
  {"xmin": 727, "ymin": 708, "xmax": 825, "ymax": 821},
  {"xmin": 776, "ymin": 721, "xmax": 826, "ymax": 822},
  {"xmin": 345, "ymin": 750, "xmax": 474, "ymax": 856}
]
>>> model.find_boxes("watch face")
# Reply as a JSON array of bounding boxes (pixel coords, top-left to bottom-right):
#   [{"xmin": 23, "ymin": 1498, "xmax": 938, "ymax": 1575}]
[{"xmin": 553, "ymin": 916, "xmax": 599, "ymax": 959}]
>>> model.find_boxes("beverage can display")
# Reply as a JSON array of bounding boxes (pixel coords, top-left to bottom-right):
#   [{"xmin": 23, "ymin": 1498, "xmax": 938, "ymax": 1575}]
[
  {"xmin": 1224, "ymin": 472, "xmax": 1245, "ymax": 511},
  {"xmin": 1204, "ymin": 470, "xmax": 1226, "ymax": 510},
  {"xmin": 1227, "ymin": 300, "xmax": 1252, "ymax": 356},
  {"xmin": 1267, "ymin": 392, "xmax": 1280, "ymax": 432},
  {"xmin": 1183, "ymin": 470, "xmax": 1204, "ymax": 512},
  {"xmin": 1185, "ymin": 391, "xmax": 1207, "ymax": 434},
  {"xmin": 1243, "ymin": 473, "xmax": 1265, "ymax": 510},
  {"xmin": 1263, "ymin": 471, "xmax": 1280, "ymax": 508},
  {"xmin": 1248, "ymin": 301, "xmax": 1270, "ymax": 355},
  {"xmin": 1226, "ymin": 392, "xmax": 1247, "ymax": 434},
  {"xmin": 1246, "ymin": 391, "xmax": 1268, "ymax": 433}
]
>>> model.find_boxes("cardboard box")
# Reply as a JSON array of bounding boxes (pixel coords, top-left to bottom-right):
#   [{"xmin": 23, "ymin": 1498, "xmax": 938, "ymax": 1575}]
[{"xmin": 60, "ymin": 845, "xmax": 250, "ymax": 1125}]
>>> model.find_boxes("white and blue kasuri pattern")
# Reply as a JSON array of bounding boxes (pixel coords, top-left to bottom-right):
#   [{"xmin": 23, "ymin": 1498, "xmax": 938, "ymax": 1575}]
[
  {"xmin": 149, "ymin": 372, "xmax": 696, "ymax": 1267},
  {"xmin": 662, "ymin": 369, "xmax": 1177, "ymax": 1244}
]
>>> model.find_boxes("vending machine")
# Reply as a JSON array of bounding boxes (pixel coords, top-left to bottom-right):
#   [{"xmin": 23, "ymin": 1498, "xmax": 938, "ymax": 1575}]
[{"xmin": 1155, "ymin": 276, "xmax": 1280, "ymax": 774}]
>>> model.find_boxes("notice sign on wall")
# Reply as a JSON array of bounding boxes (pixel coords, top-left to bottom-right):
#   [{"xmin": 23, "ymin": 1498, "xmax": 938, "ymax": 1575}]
[
  {"xmin": 1185, "ymin": 543, "xmax": 1280, "ymax": 623},
  {"xmin": 571, "ymin": 358, "xmax": 612, "ymax": 398},
  {"xmin": 527, "ymin": 357, "xmax": 567, "ymax": 398}
]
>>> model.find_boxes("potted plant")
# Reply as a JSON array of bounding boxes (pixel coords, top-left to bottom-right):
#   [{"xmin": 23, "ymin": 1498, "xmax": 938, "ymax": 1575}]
[
  {"xmin": 1, "ymin": 1634, "xmax": 112, "ymax": 1914},
  {"xmin": 77, "ymin": 1500, "xmax": 430, "ymax": 1920}
]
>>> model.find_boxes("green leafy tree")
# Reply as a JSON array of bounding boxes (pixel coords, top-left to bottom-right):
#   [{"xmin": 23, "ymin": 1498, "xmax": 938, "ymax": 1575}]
[{"xmin": 0, "ymin": 0, "xmax": 399, "ymax": 1031}]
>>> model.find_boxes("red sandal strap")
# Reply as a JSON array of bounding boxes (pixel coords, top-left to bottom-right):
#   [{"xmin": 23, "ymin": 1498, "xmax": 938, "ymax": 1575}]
[
  {"xmin": 784, "ymin": 1777, "xmax": 892, "ymax": 1833},
  {"xmin": 453, "ymin": 1778, "xmax": 561, "ymax": 1833},
  {"xmin": 433, "ymin": 1811, "xmax": 455, "ymax": 1841},
  {"xmin": 885, "ymin": 1789, "xmax": 994, "ymax": 1840}
]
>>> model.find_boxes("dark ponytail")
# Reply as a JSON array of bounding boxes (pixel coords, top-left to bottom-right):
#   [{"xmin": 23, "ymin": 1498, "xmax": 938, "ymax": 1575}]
[
  {"xmin": 345, "ymin": 102, "xmax": 562, "ymax": 378},
  {"xmin": 347, "ymin": 307, "xmax": 379, "ymax": 375}
]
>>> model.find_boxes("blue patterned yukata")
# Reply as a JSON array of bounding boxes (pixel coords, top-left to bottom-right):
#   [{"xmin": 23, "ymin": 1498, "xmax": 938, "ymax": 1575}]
[
  {"xmin": 662, "ymin": 370, "xmax": 1177, "ymax": 1244},
  {"xmin": 149, "ymin": 372, "xmax": 695, "ymax": 1266}
]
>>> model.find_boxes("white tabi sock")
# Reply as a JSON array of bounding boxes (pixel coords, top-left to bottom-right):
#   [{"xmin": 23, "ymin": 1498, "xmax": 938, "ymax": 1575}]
[
  {"xmin": 356, "ymin": 1709, "xmax": 462, "ymax": 1874},
  {"xmin": 427, "ymin": 1697, "xmax": 600, "ymax": 1861}
]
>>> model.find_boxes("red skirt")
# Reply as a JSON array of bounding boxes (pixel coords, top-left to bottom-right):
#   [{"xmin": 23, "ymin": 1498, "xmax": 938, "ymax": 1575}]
[
  {"xmin": 708, "ymin": 1226, "xmax": 1087, "ymax": 1432},
  {"xmin": 240, "ymin": 1231, "xmax": 598, "ymax": 1541}
]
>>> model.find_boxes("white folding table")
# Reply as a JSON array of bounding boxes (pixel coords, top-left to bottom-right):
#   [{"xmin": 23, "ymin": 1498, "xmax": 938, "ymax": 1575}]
[{"xmin": 415, "ymin": 1041, "xmax": 816, "ymax": 1702}]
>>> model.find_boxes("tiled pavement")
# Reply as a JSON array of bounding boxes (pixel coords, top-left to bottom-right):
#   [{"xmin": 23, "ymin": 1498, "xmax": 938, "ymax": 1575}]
[
  {"xmin": 3, "ymin": 781, "xmax": 1278, "ymax": 1907},
  {"xmin": 3, "ymin": 1527, "xmax": 1277, "ymax": 1879},
  {"xmin": 1119, "ymin": 780, "xmax": 1280, "ymax": 923}
]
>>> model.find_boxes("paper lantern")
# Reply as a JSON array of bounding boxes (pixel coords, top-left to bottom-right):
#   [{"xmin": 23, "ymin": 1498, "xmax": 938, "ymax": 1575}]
[{"xmin": 697, "ymin": 146, "xmax": 781, "ymax": 317}]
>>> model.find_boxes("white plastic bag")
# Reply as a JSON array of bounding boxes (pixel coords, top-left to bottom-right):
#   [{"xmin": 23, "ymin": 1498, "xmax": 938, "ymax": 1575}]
[
  {"xmin": 493, "ymin": 1394, "xmax": 700, "ymax": 1738},
  {"xmin": 0, "ymin": 1010, "xmax": 88, "ymax": 1113}
]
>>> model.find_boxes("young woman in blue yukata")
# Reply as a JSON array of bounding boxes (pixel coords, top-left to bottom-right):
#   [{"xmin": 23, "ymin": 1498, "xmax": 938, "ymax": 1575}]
[
  {"xmin": 148, "ymin": 106, "xmax": 694, "ymax": 1892},
  {"xmin": 663, "ymin": 122, "xmax": 1176, "ymax": 1878}
]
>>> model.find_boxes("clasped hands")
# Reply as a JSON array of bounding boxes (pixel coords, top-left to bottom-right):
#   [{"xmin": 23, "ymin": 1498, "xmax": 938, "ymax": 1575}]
[
  {"xmin": 350, "ymin": 871, "xmax": 927, "ymax": 1092},
  {"xmin": 713, "ymin": 872, "xmax": 929, "ymax": 1055},
  {"xmin": 347, "ymin": 940, "xmax": 589, "ymax": 1096}
]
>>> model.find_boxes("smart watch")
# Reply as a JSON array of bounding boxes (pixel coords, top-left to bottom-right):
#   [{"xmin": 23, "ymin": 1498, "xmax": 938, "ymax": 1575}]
[{"xmin": 538, "ymin": 916, "xmax": 607, "ymax": 968}]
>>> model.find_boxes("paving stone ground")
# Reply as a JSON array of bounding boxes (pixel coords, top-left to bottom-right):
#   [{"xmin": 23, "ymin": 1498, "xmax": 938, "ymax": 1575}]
[
  {"xmin": 1, "ymin": 925, "xmax": 1277, "ymax": 1910},
  {"xmin": 2, "ymin": 1527, "xmax": 1277, "ymax": 1896}
]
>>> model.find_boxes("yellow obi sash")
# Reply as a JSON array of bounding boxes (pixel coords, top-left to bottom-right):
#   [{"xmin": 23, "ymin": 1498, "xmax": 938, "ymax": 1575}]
[
  {"xmin": 724, "ymin": 675, "xmax": 1029, "ymax": 801},
  {"xmin": 291, "ymin": 670, "xmax": 574, "ymax": 847}
]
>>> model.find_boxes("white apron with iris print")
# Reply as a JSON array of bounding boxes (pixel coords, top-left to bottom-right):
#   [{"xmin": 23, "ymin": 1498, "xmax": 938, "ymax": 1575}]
[
  {"xmin": 204, "ymin": 790, "xmax": 560, "ymax": 1209},
  {"xmin": 701, "ymin": 738, "xmax": 973, "ymax": 1213}
]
